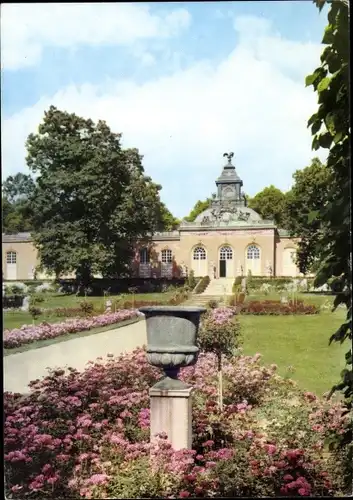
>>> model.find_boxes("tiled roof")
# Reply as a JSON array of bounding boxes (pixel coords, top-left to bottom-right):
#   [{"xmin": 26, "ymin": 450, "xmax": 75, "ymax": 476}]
[{"xmin": 2, "ymin": 232, "xmax": 32, "ymax": 242}]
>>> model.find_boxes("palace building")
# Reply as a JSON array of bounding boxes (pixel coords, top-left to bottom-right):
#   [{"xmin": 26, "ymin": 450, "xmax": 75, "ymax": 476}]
[{"xmin": 2, "ymin": 154, "xmax": 300, "ymax": 281}]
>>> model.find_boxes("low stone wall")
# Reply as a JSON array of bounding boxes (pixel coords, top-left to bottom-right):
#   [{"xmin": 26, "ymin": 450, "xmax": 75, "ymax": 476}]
[{"xmin": 4, "ymin": 319, "xmax": 147, "ymax": 395}]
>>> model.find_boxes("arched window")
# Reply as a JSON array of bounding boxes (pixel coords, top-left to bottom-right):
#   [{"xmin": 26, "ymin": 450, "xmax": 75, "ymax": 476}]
[
  {"xmin": 139, "ymin": 248, "xmax": 149, "ymax": 264},
  {"xmin": 247, "ymin": 245, "xmax": 260, "ymax": 259},
  {"xmin": 6, "ymin": 251, "xmax": 17, "ymax": 264},
  {"xmin": 193, "ymin": 246, "xmax": 206, "ymax": 260},
  {"xmin": 161, "ymin": 249, "xmax": 172, "ymax": 263},
  {"xmin": 220, "ymin": 246, "xmax": 233, "ymax": 260}
]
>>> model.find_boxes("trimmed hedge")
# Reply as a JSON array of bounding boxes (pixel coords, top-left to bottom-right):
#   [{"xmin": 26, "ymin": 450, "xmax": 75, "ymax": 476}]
[
  {"xmin": 58, "ymin": 277, "xmax": 187, "ymax": 296},
  {"xmin": 3, "ymin": 295, "xmax": 24, "ymax": 309},
  {"xmin": 194, "ymin": 276, "xmax": 210, "ymax": 294},
  {"xmin": 247, "ymin": 277, "xmax": 316, "ymax": 290}
]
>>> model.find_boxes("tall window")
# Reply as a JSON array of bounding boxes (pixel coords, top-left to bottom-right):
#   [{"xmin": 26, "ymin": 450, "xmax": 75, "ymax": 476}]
[
  {"xmin": 161, "ymin": 249, "xmax": 173, "ymax": 263},
  {"xmin": 247, "ymin": 245, "xmax": 260, "ymax": 259},
  {"xmin": 139, "ymin": 248, "xmax": 149, "ymax": 264},
  {"xmin": 220, "ymin": 246, "xmax": 233, "ymax": 260},
  {"xmin": 193, "ymin": 246, "xmax": 206, "ymax": 260},
  {"xmin": 6, "ymin": 251, "xmax": 17, "ymax": 264}
]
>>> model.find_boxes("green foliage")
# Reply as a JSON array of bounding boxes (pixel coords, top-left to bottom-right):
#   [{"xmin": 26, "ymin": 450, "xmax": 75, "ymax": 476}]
[
  {"xmin": 28, "ymin": 306, "xmax": 42, "ymax": 320},
  {"xmin": 25, "ymin": 107, "xmax": 173, "ymax": 284},
  {"xmin": 305, "ymin": 0, "xmax": 351, "ymax": 464},
  {"xmin": 284, "ymin": 158, "xmax": 331, "ymax": 273},
  {"xmin": 194, "ymin": 275, "xmax": 210, "ymax": 294},
  {"xmin": 79, "ymin": 301, "xmax": 95, "ymax": 316},
  {"xmin": 306, "ymin": 0, "xmax": 351, "ymax": 394},
  {"xmin": 248, "ymin": 185, "xmax": 287, "ymax": 226},
  {"xmin": 29, "ymin": 294, "xmax": 45, "ymax": 305},
  {"xmin": 2, "ymin": 173, "xmax": 36, "ymax": 234},
  {"xmin": 157, "ymin": 202, "xmax": 180, "ymax": 231},
  {"xmin": 183, "ymin": 198, "xmax": 212, "ymax": 222},
  {"xmin": 187, "ymin": 269, "xmax": 196, "ymax": 289},
  {"xmin": 207, "ymin": 299, "xmax": 219, "ymax": 309}
]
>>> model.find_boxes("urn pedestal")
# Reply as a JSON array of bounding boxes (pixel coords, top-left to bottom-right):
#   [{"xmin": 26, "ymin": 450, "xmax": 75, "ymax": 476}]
[{"xmin": 139, "ymin": 306, "xmax": 206, "ymax": 450}]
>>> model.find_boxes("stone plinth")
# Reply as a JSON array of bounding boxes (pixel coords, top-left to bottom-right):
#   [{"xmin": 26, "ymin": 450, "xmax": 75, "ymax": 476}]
[{"xmin": 149, "ymin": 386, "xmax": 193, "ymax": 450}]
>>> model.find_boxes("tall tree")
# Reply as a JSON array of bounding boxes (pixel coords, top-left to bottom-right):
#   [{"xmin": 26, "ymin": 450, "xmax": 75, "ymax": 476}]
[
  {"xmin": 284, "ymin": 157, "xmax": 331, "ymax": 273},
  {"xmin": 158, "ymin": 202, "xmax": 180, "ymax": 231},
  {"xmin": 2, "ymin": 173, "xmax": 36, "ymax": 202},
  {"xmin": 2, "ymin": 173, "xmax": 36, "ymax": 233},
  {"xmin": 247, "ymin": 185, "xmax": 287, "ymax": 226},
  {"xmin": 306, "ymin": 0, "xmax": 350, "ymax": 485},
  {"xmin": 184, "ymin": 198, "xmax": 212, "ymax": 222},
  {"xmin": 26, "ymin": 106, "xmax": 167, "ymax": 284}
]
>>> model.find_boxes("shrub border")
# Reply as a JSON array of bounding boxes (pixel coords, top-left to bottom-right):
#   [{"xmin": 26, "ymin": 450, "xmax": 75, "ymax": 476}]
[{"xmin": 3, "ymin": 316, "xmax": 143, "ymax": 357}]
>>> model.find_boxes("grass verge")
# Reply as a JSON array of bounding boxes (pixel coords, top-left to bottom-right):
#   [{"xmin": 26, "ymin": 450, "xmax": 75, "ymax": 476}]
[{"xmin": 3, "ymin": 316, "xmax": 143, "ymax": 357}]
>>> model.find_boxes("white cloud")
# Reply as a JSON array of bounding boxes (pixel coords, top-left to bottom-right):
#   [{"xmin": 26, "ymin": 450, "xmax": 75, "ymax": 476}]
[
  {"xmin": 1, "ymin": 14, "xmax": 327, "ymax": 217},
  {"xmin": 0, "ymin": 3, "xmax": 191, "ymax": 70}
]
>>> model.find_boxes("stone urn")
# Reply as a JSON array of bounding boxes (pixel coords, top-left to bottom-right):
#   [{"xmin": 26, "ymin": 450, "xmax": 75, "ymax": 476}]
[{"xmin": 139, "ymin": 306, "xmax": 206, "ymax": 390}]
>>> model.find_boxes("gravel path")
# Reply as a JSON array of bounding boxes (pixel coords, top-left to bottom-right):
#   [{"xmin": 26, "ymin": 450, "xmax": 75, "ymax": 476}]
[{"xmin": 4, "ymin": 319, "xmax": 147, "ymax": 394}]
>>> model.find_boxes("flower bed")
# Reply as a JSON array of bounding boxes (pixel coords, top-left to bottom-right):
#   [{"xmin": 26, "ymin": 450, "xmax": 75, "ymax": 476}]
[
  {"xmin": 4, "ymin": 348, "xmax": 349, "ymax": 498},
  {"xmin": 239, "ymin": 300, "xmax": 319, "ymax": 315},
  {"xmin": 3, "ymin": 310, "xmax": 139, "ymax": 349}
]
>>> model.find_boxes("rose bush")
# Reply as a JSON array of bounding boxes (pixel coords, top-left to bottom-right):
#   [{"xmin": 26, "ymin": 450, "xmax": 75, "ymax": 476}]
[
  {"xmin": 3, "ymin": 310, "xmax": 139, "ymax": 349},
  {"xmin": 4, "ymin": 346, "xmax": 350, "ymax": 498},
  {"xmin": 240, "ymin": 300, "xmax": 319, "ymax": 315}
]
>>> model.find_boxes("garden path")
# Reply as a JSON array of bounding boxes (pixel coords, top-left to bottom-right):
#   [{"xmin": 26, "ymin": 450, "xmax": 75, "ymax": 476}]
[{"xmin": 4, "ymin": 319, "xmax": 147, "ymax": 394}]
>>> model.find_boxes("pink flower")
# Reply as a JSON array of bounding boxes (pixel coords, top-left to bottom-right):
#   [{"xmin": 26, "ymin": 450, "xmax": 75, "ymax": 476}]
[
  {"xmin": 86, "ymin": 473, "xmax": 109, "ymax": 485},
  {"xmin": 266, "ymin": 444, "xmax": 277, "ymax": 455},
  {"xmin": 179, "ymin": 491, "xmax": 190, "ymax": 498},
  {"xmin": 202, "ymin": 440, "xmax": 214, "ymax": 447},
  {"xmin": 298, "ymin": 487, "xmax": 309, "ymax": 496}
]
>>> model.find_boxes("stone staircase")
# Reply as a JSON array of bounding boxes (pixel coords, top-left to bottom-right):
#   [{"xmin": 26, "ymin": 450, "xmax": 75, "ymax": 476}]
[
  {"xmin": 183, "ymin": 278, "xmax": 235, "ymax": 307},
  {"xmin": 201, "ymin": 278, "xmax": 234, "ymax": 296},
  {"xmin": 183, "ymin": 294, "xmax": 226, "ymax": 307}
]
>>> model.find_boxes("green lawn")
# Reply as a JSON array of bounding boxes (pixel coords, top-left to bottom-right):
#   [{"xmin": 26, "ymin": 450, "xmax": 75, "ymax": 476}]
[
  {"xmin": 247, "ymin": 290, "xmax": 335, "ymax": 307},
  {"xmin": 3, "ymin": 291, "xmax": 176, "ymax": 330},
  {"xmin": 4, "ymin": 290, "xmax": 348, "ymax": 397},
  {"xmin": 239, "ymin": 309, "xmax": 347, "ymax": 396},
  {"xmin": 35, "ymin": 291, "xmax": 176, "ymax": 309}
]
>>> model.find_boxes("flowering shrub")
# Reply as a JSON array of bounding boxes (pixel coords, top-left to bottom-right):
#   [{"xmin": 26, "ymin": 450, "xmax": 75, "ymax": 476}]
[
  {"xmin": 3, "ymin": 310, "xmax": 139, "ymax": 349},
  {"xmin": 4, "ymin": 348, "xmax": 349, "ymax": 498},
  {"xmin": 240, "ymin": 300, "xmax": 319, "ymax": 315},
  {"xmin": 197, "ymin": 307, "xmax": 242, "ymax": 409},
  {"xmin": 5, "ymin": 282, "xmax": 29, "ymax": 295},
  {"xmin": 35, "ymin": 283, "xmax": 54, "ymax": 293}
]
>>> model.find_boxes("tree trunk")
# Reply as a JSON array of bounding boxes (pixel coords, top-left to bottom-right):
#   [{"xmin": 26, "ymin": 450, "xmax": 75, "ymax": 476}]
[
  {"xmin": 217, "ymin": 353, "xmax": 223, "ymax": 411},
  {"xmin": 76, "ymin": 262, "xmax": 92, "ymax": 295}
]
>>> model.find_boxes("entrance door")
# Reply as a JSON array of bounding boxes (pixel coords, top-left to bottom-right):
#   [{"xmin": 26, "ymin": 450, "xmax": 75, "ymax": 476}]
[
  {"xmin": 219, "ymin": 246, "xmax": 233, "ymax": 278},
  {"xmin": 246, "ymin": 245, "xmax": 261, "ymax": 276},
  {"xmin": 283, "ymin": 248, "xmax": 297, "ymax": 276},
  {"xmin": 219, "ymin": 260, "xmax": 226, "ymax": 277},
  {"xmin": 192, "ymin": 246, "xmax": 207, "ymax": 277},
  {"xmin": 6, "ymin": 251, "xmax": 17, "ymax": 280}
]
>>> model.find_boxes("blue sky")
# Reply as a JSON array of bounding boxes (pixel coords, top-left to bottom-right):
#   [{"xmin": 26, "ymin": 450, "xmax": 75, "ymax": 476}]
[{"xmin": 1, "ymin": 2, "xmax": 328, "ymax": 218}]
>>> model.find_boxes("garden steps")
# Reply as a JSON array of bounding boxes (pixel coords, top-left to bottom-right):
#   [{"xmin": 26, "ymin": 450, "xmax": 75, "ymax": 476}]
[
  {"xmin": 183, "ymin": 295, "xmax": 225, "ymax": 306},
  {"xmin": 201, "ymin": 278, "xmax": 234, "ymax": 296}
]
